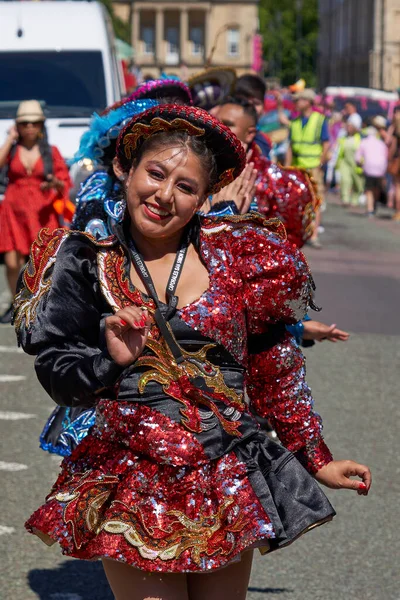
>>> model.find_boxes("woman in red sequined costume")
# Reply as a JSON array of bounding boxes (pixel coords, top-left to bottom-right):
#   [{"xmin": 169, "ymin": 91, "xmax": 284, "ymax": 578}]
[
  {"xmin": 213, "ymin": 96, "xmax": 320, "ymax": 249},
  {"xmin": 14, "ymin": 105, "xmax": 371, "ymax": 600}
]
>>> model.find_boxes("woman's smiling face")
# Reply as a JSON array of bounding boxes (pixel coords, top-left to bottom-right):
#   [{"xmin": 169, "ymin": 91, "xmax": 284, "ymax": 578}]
[{"xmin": 125, "ymin": 144, "xmax": 209, "ymax": 240}]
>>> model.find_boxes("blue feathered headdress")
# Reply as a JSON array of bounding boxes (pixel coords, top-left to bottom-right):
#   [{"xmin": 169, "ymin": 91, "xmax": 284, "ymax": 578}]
[{"xmin": 70, "ymin": 98, "xmax": 158, "ymax": 166}]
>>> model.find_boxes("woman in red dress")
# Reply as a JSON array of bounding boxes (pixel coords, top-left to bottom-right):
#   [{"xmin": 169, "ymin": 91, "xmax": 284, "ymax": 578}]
[{"xmin": 0, "ymin": 100, "xmax": 71, "ymax": 323}]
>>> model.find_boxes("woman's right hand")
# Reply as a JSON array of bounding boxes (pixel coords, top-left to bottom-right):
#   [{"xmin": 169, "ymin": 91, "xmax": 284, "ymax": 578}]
[
  {"xmin": 315, "ymin": 460, "xmax": 371, "ymax": 496},
  {"xmin": 105, "ymin": 306, "xmax": 151, "ymax": 367},
  {"xmin": 7, "ymin": 125, "xmax": 19, "ymax": 143}
]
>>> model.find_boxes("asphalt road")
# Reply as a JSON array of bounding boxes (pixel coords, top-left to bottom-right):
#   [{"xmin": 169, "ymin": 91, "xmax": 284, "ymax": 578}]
[{"xmin": 0, "ymin": 198, "xmax": 399, "ymax": 600}]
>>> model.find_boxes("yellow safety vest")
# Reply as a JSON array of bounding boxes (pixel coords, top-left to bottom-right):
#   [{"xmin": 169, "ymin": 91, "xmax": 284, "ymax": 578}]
[{"xmin": 291, "ymin": 112, "xmax": 326, "ymax": 169}]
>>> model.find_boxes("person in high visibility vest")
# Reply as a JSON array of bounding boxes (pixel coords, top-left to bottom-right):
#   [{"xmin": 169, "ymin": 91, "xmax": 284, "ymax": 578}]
[
  {"xmin": 286, "ymin": 89, "xmax": 330, "ymax": 248},
  {"xmin": 336, "ymin": 113, "xmax": 364, "ymax": 206}
]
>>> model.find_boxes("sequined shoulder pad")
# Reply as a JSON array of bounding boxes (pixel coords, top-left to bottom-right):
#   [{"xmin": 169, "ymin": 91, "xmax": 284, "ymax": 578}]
[
  {"xmin": 199, "ymin": 214, "xmax": 317, "ymax": 325},
  {"xmin": 13, "ymin": 228, "xmax": 117, "ymax": 334},
  {"xmin": 200, "ymin": 213, "xmax": 287, "ymax": 240}
]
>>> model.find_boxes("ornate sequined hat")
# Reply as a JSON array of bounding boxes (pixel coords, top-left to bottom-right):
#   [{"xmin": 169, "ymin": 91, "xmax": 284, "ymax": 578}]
[
  {"xmin": 116, "ymin": 104, "xmax": 246, "ymax": 193},
  {"xmin": 129, "ymin": 79, "xmax": 193, "ymax": 105}
]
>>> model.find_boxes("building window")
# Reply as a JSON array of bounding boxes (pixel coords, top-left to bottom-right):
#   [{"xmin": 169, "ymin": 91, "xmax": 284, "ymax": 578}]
[
  {"xmin": 190, "ymin": 26, "xmax": 204, "ymax": 56},
  {"xmin": 227, "ymin": 28, "xmax": 239, "ymax": 56},
  {"xmin": 142, "ymin": 27, "xmax": 155, "ymax": 55},
  {"xmin": 166, "ymin": 27, "xmax": 179, "ymax": 64}
]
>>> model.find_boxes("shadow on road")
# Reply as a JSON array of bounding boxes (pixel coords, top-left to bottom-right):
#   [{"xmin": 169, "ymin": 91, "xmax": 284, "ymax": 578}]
[
  {"xmin": 376, "ymin": 214, "xmax": 394, "ymax": 220},
  {"xmin": 248, "ymin": 587, "xmax": 292, "ymax": 595},
  {"xmin": 28, "ymin": 561, "xmax": 292, "ymax": 599},
  {"xmin": 28, "ymin": 560, "xmax": 113, "ymax": 600}
]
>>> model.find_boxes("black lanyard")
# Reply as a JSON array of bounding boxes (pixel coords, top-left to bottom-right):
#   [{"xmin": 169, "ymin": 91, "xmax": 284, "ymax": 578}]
[{"xmin": 128, "ymin": 231, "xmax": 191, "ymax": 364}]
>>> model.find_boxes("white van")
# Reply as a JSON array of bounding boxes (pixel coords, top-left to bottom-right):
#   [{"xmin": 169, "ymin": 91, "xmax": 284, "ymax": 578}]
[{"xmin": 0, "ymin": 1, "xmax": 125, "ymax": 161}]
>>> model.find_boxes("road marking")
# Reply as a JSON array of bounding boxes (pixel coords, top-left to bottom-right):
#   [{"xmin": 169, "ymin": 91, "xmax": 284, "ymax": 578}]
[
  {"xmin": 0, "ymin": 375, "xmax": 26, "ymax": 382},
  {"xmin": 0, "ymin": 411, "xmax": 36, "ymax": 420},
  {"xmin": 0, "ymin": 290, "xmax": 10, "ymax": 310},
  {"xmin": 0, "ymin": 461, "xmax": 28, "ymax": 471},
  {"xmin": 0, "ymin": 345, "xmax": 23, "ymax": 353},
  {"xmin": 50, "ymin": 594, "xmax": 83, "ymax": 600},
  {"xmin": 0, "ymin": 525, "xmax": 15, "ymax": 536}
]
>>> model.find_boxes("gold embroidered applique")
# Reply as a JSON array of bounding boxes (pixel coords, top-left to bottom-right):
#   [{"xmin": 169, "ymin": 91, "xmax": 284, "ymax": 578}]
[
  {"xmin": 102, "ymin": 497, "xmax": 247, "ymax": 565},
  {"xmin": 14, "ymin": 228, "xmax": 69, "ymax": 332},
  {"xmin": 49, "ymin": 471, "xmax": 119, "ymax": 549},
  {"xmin": 135, "ymin": 334, "xmax": 244, "ymax": 437},
  {"xmin": 96, "ymin": 240, "xmax": 244, "ymax": 437},
  {"xmin": 14, "ymin": 228, "xmax": 117, "ymax": 333}
]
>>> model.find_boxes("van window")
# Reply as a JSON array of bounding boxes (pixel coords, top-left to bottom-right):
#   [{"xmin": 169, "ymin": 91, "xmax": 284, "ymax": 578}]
[{"xmin": 0, "ymin": 51, "xmax": 107, "ymax": 118}]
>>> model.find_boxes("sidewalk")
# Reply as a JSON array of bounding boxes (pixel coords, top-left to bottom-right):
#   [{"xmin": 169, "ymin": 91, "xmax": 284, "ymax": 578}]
[
  {"xmin": 303, "ymin": 193, "xmax": 400, "ymax": 335},
  {"xmin": 325, "ymin": 190, "xmax": 400, "ymax": 239}
]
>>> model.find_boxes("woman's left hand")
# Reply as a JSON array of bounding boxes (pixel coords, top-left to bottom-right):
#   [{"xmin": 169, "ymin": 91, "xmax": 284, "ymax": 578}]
[
  {"xmin": 315, "ymin": 460, "xmax": 371, "ymax": 496},
  {"xmin": 211, "ymin": 162, "xmax": 258, "ymax": 214},
  {"xmin": 40, "ymin": 175, "xmax": 64, "ymax": 192}
]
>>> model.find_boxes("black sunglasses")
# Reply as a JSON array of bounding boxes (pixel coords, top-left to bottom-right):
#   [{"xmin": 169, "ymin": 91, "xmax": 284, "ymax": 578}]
[{"xmin": 18, "ymin": 121, "xmax": 42, "ymax": 127}]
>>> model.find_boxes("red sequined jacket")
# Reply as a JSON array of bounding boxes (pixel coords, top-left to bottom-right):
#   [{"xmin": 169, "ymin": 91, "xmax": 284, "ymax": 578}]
[
  {"xmin": 14, "ymin": 214, "xmax": 332, "ymax": 474},
  {"xmin": 251, "ymin": 145, "xmax": 320, "ymax": 248}
]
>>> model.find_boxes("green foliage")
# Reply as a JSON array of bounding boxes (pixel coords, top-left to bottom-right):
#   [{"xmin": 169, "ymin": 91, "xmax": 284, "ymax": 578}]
[
  {"xmin": 259, "ymin": 0, "xmax": 318, "ymax": 88},
  {"xmin": 98, "ymin": 0, "xmax": 131, "ymax": 44}
]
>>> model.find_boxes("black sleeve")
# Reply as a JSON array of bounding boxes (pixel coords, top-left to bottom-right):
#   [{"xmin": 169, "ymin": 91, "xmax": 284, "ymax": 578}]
[{"xmin": 15, "ymin": 231, "xmax": 125, "ymax": 407}]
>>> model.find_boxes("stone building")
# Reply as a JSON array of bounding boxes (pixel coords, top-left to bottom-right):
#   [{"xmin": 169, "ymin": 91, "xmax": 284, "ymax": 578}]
[
  {"xmin": 113, "ymin": 0, "xmax": 259, "ymax": 78},
  {"xmin": 318, "ymin": 0, "xmax": 400, "ymax": 91}
]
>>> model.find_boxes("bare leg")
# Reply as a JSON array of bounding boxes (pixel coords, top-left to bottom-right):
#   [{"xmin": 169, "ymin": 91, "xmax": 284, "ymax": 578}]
[
  {"xmin": 311, "ymin": 206, "xmax": 321, "ymax": 241},
  {"xmin": 373, "ymin": 187, "xmax": 380, "ymax": 213},
  {"xmin": 366, "ymin": 190, "xmax": 375, "ymax": 214},
  {"xmin": 394, "ymin": 178, "xmax": 400, "ymax": 219},
  {"xmin": 187, "ymin": 550, "xmax": 254, "ymax": 600},
  {"xmin": 102, "ymin": 558, "xmax": 189, "ymax": 600},
  {"xmin": 4, "ymin": 250, "xmax": 25, "ymax": 296},
  {"xmin": 310, "ymin": 167, "xmax": 324, "ymax": 244}
]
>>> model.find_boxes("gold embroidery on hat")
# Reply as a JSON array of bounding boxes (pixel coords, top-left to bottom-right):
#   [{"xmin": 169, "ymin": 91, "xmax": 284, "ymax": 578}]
[{"xmin": 123, "ymin": 117, "xmax": 205, "ymax": 160}]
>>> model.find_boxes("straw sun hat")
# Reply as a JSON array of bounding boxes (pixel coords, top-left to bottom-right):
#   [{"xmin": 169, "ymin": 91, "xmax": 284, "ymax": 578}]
[
  {"xmin": 293, "ymin": 89, "xmax": 316, "ymax": 103},
  {"xmin": 16, "ymin": 100, "xmax": 45, "ymax": 123}
]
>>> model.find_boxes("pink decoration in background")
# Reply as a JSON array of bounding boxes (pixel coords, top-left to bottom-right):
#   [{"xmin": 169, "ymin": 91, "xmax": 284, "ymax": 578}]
[{"xmin": 252, "ymin": 34, "xmax": 263, "ymax": 73}]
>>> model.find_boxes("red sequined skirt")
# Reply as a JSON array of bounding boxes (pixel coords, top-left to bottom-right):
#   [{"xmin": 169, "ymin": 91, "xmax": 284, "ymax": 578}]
[{"xmin": 26, "ymin": 400, "xmax": 335, "ymax": 573}]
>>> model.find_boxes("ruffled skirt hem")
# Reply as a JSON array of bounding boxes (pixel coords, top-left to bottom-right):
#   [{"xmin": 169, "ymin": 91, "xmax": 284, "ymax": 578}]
[
  {"xmin": 25, "ymin": 424, "xmax": 335, "ymax": 573},
  {"xmin": 26, "ymin": 514, "xmax": 333, "ymax": 573}
]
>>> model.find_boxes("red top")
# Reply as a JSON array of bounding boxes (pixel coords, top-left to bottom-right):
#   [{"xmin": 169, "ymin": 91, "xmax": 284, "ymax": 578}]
[{"xmin": 0, "ymin": 146, "xmax": 71, "ymax": 255}]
